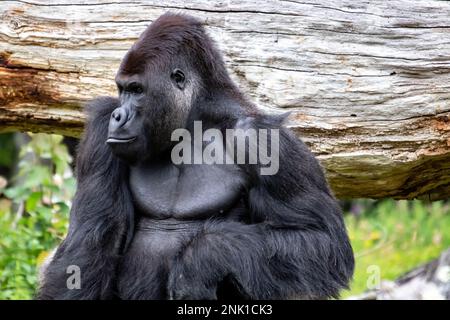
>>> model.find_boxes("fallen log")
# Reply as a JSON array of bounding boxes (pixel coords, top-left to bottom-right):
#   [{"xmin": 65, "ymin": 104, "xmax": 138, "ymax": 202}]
[{"xmin": 0, "ymin": 0, "xmax": 449, "ymax": 199}]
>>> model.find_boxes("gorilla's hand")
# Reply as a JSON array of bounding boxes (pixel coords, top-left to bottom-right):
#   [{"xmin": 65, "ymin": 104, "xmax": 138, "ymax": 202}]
[
  {"xmin": 167, "ymin": 221, "xmax": 266, "ymax": 300},
  {"xmin": 167, "ymin": 246, "xmax": 226, "ymax": 300},
  {"xmin": 167, "ymin": 263, "xmax": 220, "ymax": 300}
]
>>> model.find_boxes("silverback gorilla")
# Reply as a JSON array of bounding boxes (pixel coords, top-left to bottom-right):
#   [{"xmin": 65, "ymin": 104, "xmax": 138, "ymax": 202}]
[{"xmin": 38, "ymin": 13, "xmax": 354, "ymax": 300}]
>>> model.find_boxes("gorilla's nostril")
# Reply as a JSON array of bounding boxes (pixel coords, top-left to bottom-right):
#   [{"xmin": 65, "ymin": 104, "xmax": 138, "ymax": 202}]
[
  {"xmin": 110, "ymin": 108, "xmax": 130, "ymax": 130},
  {"xmin": 112, "ymin": 110, "xmax": 121, "ymax": 122}
]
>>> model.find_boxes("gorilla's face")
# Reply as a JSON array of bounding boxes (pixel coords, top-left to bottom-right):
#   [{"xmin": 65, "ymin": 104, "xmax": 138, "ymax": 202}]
[{"xmin": 107, "ymin": 60, "xmax": 196, "ymax": 163}]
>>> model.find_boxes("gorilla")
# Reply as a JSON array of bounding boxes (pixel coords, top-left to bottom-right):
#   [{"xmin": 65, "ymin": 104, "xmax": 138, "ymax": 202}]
[{"xmin": 38, "ymin": 13, "xmax": 354, "ymax": 300}]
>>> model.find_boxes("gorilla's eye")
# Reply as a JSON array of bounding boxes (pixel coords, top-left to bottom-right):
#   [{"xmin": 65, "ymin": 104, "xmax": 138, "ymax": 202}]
[
  {"xmin": 117, "ymin": 84, "xmax": 124, "ymax": 94},
  {"xmin": 127, "ymin": 82, "xmax": 144, "ymax": 95},
  {"xmin": 171, "ymin": 69, "xmax": 185, "ymax": 90}
]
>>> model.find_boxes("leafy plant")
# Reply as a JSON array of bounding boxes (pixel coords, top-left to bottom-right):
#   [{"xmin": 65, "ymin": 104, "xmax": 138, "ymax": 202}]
[{"xmin": 0, "ymin": 133, "xmax": 75, "ymax": 299}]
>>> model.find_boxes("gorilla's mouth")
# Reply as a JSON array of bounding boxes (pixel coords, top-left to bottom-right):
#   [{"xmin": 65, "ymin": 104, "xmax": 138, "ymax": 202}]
[{"xmin": 106, "ymin": 136, "xmax": 137, "ymax": 144}]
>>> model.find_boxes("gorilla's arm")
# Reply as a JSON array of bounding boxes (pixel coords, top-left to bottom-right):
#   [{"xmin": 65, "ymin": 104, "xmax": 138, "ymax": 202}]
[
  {"xmin": 169, "ymin": 115, "xmax": 354, "ymax": 299},
  {"xmin": 37, "ymin": 97, "xmax": 134, "ymax": 299}
]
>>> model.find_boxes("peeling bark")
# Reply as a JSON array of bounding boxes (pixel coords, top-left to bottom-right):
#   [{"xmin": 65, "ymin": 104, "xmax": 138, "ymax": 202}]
[{"xmin": 0, "ymin": 0, "xmax": 449, "ymax": 199}]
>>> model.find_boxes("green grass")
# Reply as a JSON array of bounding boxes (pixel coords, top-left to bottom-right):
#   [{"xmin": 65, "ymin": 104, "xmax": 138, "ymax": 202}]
[{"xmin": 341, "ymin": 199, "xmax": 450, "ymax": 298}]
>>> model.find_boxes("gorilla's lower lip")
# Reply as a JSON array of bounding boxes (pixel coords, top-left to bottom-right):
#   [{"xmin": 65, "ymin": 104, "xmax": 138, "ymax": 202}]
[{"xmin": 106, "ymin": 136, "xmax": 137, "ymax": 144}]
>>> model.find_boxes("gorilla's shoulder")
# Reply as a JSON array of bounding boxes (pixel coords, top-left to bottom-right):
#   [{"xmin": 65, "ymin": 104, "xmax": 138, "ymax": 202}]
[
  {"xmin": 254, "ymin": 111, "xmax": 291, "ymax": 129},
  {"xmin": 84, "ymin": 96, "xmax": 119, "ymax": 120}
]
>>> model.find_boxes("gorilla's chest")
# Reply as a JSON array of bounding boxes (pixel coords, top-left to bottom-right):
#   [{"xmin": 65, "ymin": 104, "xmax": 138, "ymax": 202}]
[{"xmin": 129, "ymin": 162, "xmax": 247, "ymax": 219}]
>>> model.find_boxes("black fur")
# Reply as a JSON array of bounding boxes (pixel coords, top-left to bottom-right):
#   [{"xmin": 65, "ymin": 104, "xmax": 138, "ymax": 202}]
[
  {"xmin": 37, "ymin": 13, "xmax": 354, "ymax": 300},
  {"xmin": 38, "ymin": 97, "xmax": 134, "ymax": 299}
]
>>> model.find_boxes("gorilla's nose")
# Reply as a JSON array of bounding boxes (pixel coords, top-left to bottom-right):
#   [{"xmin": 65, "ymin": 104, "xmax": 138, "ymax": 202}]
[{"xmin": 110, "ymin": 107, "xmax": 128, "ymax": 129}]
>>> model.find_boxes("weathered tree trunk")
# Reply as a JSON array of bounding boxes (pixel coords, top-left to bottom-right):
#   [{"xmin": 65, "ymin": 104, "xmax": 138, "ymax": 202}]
[{"xmin": 0, "ymin": 0, "xmax": 449, "ymax": 199}]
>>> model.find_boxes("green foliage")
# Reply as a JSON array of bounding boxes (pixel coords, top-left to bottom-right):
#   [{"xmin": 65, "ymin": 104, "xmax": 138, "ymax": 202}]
[
  {"xmin": 342, "ymin": 199, "xmax": 450, "ymax": 298},
  {"xmin": 0, "ymin": 133, "xmax": 75, "ymax": 300},
  {"xmin": 0, "ymin": 133, "xmax": 16, "ymax": 168}
]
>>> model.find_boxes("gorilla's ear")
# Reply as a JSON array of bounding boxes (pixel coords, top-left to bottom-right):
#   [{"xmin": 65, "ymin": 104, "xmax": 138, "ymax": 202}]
[{"xmin": 171, "ymin": 68, "xmax": 186, "ymax": 90}]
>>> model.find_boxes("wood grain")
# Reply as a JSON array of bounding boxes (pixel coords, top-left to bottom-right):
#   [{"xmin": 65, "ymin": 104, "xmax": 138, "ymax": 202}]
[{"xmin": 0, "ymin": 0, "xmax": 449, "ymax": 199}]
